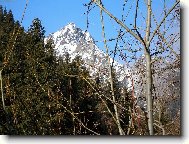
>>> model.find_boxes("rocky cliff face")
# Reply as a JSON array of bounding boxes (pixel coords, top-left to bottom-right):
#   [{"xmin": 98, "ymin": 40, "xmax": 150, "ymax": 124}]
[{"xmin": 45, "ymin": 22, "xmax": 131, "ymax": 87}]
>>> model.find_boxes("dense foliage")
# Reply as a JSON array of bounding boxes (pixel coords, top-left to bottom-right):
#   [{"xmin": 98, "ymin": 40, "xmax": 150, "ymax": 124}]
[{"xmin": 0, "ymin": 6, "xmax": 131, "ymax": 135}]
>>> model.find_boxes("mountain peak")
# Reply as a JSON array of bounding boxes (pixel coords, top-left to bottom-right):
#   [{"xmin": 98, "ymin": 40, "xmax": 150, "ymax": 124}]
[
  {"xmin": 65, "ymin": 22, "xmax": 76, "ymax": 28},
  {"xmin": 61, "ymin": 22, "xmax": 77, "ymax": 32},
  {"xmin": 47, "ymin": 22, "xmax": 95, "ymax": 56},
  {"xmin": 45, "ymin": 23, "xmax": 131, "ymax": 87}
]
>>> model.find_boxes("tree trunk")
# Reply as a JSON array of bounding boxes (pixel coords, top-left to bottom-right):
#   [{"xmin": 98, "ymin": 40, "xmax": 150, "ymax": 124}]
[
  {"xmin": 0, "ymin": 70, "xmax": 5, "ymax": 111},
  {"xmin": 144, "ymin": 48, "xmax": 154, "ymax": 135},
  {"xmin": 145, "ymin": 0, "xmax": 154, "ymax": 135},
  {"xmin": 109, "ymin": 67, "xmax": 125, "ymax": 135},
  {"xmin": 98, "ymin": 0, "xmax": 125, "ymax": 135}
]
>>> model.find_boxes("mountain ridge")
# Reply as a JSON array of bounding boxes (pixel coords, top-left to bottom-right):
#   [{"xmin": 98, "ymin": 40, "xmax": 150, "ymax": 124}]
[{"xmin": 45, "ymin": 22, "xmax": 131, "ymax": 87}]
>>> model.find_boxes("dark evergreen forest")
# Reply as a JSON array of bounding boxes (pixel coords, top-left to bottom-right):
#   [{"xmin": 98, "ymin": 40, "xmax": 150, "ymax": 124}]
[{"xmin": 0, "ymin": 6, "xmax": 132, "ymax": 135}]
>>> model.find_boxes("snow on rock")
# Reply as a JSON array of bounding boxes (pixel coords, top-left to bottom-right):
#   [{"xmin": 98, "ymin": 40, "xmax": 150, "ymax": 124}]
[{"xmin": 45, "ymin": 22, "xmax": 132, "ymax": 88}]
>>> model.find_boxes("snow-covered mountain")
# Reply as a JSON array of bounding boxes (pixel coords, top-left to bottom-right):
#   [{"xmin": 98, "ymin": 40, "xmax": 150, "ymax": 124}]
[{"xmin": 45, "ymin": 23, "xmax": 131, "ymax": 87}]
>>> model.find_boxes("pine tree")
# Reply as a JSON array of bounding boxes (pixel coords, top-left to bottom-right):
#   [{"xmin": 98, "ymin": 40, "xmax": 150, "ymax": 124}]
[
  {"xmin": 0, "ymin": 6, "xmax": 18, "ymax": 134},
  {"xmin": 0, "ymin": 6, "xmax": 132, "ymax": 135}
]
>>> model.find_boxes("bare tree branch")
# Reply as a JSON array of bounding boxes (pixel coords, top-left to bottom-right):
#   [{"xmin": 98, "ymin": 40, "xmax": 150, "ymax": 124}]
[
  {"xmin": 149, "ymin": 1, "xmax": 179, "ymax": 44},
  {"xmin": 0, "ymin": 70, "xmax": 5, "ymax": 110},
  {"xmin": 99, "ymin": 0, "xmax": 125, "ymax": 135},
  {"xmin": 134, "ymin": 0, "xmax": 139, "ymax": 29},
  {"xmin": 93, "ymin": 0, "xmax": 144, "ymax": 45}
]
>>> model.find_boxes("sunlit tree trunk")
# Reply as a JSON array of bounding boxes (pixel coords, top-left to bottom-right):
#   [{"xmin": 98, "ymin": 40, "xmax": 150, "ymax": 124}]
[{"xmin": 144, "ymin": 0, "xmax": 154, "ymax": 135}]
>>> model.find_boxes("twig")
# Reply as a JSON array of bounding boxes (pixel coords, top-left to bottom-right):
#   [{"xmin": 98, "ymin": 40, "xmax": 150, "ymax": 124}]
[
  {"xmin": 93, "ymin": 0, "xmax": 144, "ymax": 45},
  {"xmin": 149, "ymin": 1, "xmax": 180, "ymax": 43},
  {"xmin": 99, "ymin": 0, "xmax": 125, "ymax": 135},
  {"xmin": 0, "ymin": 70, "xmax": 5, "ymax": 110}
]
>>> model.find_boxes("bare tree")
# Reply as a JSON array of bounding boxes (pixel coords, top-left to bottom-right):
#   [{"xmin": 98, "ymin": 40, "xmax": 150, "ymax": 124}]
[{"xmin": 88, "ymin": 0, "xmax": 180, "ymax": 135}]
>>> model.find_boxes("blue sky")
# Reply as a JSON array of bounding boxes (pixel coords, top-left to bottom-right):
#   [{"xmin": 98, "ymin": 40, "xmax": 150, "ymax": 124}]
[
  {"xmin": 1, "ymin": 0, "xmax": 130, "ymax": 37},
  {"xmin": 1, "ymin": 0, "xmax": 179, "ymax": 64},
  {"xmin": 1, "ymin": 0, "xmax": 92, "ymax": 35},
  {"xmin": 0, "ymin": 0, "xmax": 136, "ymax": 57},
  {"xmin": 0, "ymin": 0, "xmax": 162, "ymax": 37}
]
